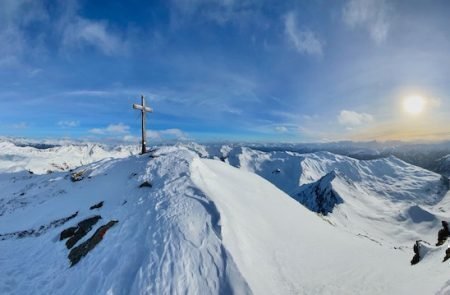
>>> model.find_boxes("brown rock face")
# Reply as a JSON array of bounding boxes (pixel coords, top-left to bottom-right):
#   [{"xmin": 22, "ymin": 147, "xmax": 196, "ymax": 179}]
[{"xmin": 68, "ymin": 220, "xmax": 118, "ymax": 267}]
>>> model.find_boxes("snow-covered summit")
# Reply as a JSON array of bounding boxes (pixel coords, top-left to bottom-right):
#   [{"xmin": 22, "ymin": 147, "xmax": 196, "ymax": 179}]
[{"xmin": 2, "ymin": 144, "xmax": 450, "ymax": 294}]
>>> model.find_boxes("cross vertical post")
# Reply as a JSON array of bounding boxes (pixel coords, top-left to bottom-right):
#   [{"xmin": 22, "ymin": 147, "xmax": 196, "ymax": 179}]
[{"xmin": 133, "ymin": 95, "xmax": 153, "ymax": 154}]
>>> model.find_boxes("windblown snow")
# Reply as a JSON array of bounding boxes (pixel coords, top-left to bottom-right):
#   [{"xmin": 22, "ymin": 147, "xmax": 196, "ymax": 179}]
[{"xmin": 1, "ymin": 141, "xmax": 450, "ymax": 294}]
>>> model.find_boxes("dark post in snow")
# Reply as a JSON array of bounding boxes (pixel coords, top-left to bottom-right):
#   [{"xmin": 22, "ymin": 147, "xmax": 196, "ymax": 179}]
[{"xmin": 133, "ymin": 95, "xmax": 153, "ymax": 154}]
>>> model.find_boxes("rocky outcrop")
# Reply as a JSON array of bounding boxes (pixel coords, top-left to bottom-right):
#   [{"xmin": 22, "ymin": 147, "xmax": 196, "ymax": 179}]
[
  {"xmin": 69, "ymin": 220, "xmax": 118, "ymax": 266},
  {"xmin": 294, "ymin": 171, "xmax": 343, "ymax": 215},
  {"xmin": 0, "ymin": 211, "xmax": 78, "ymax": 241},
  {"xmin": 443, "ymin": 247, "xmax": 450, "ymax": 262},
  {"xmin": 70, "ymin": 170, "xmax": 85, "ymax": 182},
  {"xmin": 89, "ymin": 201, "xmax": 104, "ymax": 210},
  {"xmin": 411, "ymin": 240, "xmax": 421, "ymax": 265},
  {"xmin": 436, "ymin": 221, "xmax": 450, "ymax": 246},
  {"xmin": 60, "ymin": 216, "xmax": 102, "ymax": 249},
  {"xmin": 139, "ymin": 181, "xmax": 152, "ymax": 188}
]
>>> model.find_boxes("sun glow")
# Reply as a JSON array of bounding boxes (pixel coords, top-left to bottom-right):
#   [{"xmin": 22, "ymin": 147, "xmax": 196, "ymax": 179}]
[{"xmin": 403, "ymin": 95, "xmax": 426, "ymax": 115}]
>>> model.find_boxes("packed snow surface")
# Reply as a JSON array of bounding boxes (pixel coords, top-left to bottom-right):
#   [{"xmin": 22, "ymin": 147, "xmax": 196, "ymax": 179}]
[{"xmin": 1, "ymin": 144, "xmax": 450, "ymax": 294}]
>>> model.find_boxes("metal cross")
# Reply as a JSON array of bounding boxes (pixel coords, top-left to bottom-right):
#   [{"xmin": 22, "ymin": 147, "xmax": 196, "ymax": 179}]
[{"xmin": 132, "ymin": 95, "xmax": 153, "ymax": 154}]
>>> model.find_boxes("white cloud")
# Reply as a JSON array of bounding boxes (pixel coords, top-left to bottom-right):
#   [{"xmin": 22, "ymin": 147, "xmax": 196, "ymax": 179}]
[
  {"xmin": 284, "ymin": 12, "xmax": 324, "ymax": 56},
  {"xmin": 0, "ymin": 0, "xmax": 48, "ymax": 68},
  {"xmin": 62, "ymin": 17, "xmax": 124, "ymax": 56},
  {"xmin": 275, "ymin": 126, "xmax": 288, "ymax": 133},
  {"xmin": 63, "ymin": 90, "xmax": 111, "ymax": 97},
  {"xmin": 342, "ymin": 0, "xmax": 391, "ymax": 44},
  {"xmin": 122, "ymin": 135, "xmax": 139, "ymax": 142},
  {"xmin": 338, "ymin": 110, "xmax": 374, "ymax": 126},
  {"xmin": 0, "ymin": 0, "xmax": 127, "ymax": 68},
  {"xmin": 147, "ymin": 128, "xmax": 188, "ymax": 140},
  {"xmin": 11, "ymin": 122, "xmax": 28, "ymax": 129},
  {"xmin": 57, "ymin": 120, "xmax": 79, "ymax": 128},
  {"xmin": 89, "ymin": 123, "xmax": 130, "ymax": 135}
]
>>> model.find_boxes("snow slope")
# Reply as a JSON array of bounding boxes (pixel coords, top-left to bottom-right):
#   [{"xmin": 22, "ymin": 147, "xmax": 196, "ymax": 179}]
[
  {"xmin": 191, "ymin": 158, "xmax": 450, "ymax": 294},
  {"xmin": 0, "ymin": 147, "xmax": 249, "ymax": 295},
  {"xmin": 224, "ymin": 148, "xmax": 450, "ymax": 247},
  {"xmin": 0, "ymin": 140, "xmax": 138, "ymax": 174},
  {"xmin": 2, "ymin": 145, "xmax": 450, "ymax": 294}
]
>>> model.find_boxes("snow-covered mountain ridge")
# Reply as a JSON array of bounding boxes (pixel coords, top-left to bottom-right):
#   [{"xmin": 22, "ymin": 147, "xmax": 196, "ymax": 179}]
[
  {"xmin": 2, "ymin": 143, "xmax": 450, "ymax": 294},
  {"xmin": 226, "ymin": 147, "xmax": 450, "ymax": 246},
  {"xmin": 0, "ymin": 139, "xmax": 139, "ymax": 174},
  {"xmin": 437, "ymin": 154, "xmax": 450, "ymax": 177}
]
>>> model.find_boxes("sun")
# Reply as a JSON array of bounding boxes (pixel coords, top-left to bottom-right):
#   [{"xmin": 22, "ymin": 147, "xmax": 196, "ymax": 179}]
[{"xmin": 403, "ymin": 95, "xmax": 426, "ymax": 115}]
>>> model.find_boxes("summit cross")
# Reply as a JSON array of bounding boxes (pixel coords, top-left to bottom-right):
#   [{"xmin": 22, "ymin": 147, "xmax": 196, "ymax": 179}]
[{"xmin": 132, "ymin": 95, "xmax": 153, "ymax": 154}]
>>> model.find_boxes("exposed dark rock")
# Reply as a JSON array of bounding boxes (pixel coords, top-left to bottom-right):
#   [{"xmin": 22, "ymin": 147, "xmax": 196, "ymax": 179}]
[
  {"xmin": 68, "ymin": 220, "xmax": 118, "ymax": 267},
  {"xmin": 122, "ymin": 200, "xmax": 127, "ymax": 205},
  {"xmin": 443, "ymin": 247, "xmax": 450, "ymax": 262},
  {"xmin": 62, "ymin": 216, "xmax": 102, "ymax": 249},
  {"xmin": 0, "ymin": 211, "xmax": 78, "ymax": 241},
  {"xmin": 139, "ymin": 181, "xmax": 152, "ymax": 188},
  {"xmin": 295, "ymin": 171, "xmax": 343, "ymax": 215},
  {"xmin": 436, "ymin": 221, "xmax": 450, "ymax": 246},
  {"xmin": 89, "ymin": 201, "xmax": 104, "ymax": 210},
  {"xmin": 60, "ymin": 227, "xmax": 77, "ymax": 240},
  {"xmin": 411, "ymin": 240, "xmax": 421, "ymax": 265},
  {"xmin": 70, "ymin": 171, "xmax": 85, "ymax": 182}
]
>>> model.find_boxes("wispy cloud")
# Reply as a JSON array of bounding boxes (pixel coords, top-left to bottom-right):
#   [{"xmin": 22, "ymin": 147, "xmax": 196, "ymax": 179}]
[
  {"xmin": 0, "ymin": 0, "xmax": 127, "ymax": 69},
  {"xmin": 0, "ymin": 0, "xmax": 48, "ymax": 68},
  {"xmin": 147, "ymin": 128, "xmax": 188, "ymax": 140},
  {"xmin": 338, "ymin": 110, "xmax": 374, "ymax": 126},
  {"xmin": 61, "ymin": 17, "xmax": 125, "ymax": 56},
  {"xmin": 170, "ymin": 0, "xmax": 263, "ymax": 26},
  {"xmin": 342, "ymin": 0, "xmax": 391, "ymax": 44},
  {"xmin": 284, "ymin": 12, "xmax": 324, "ymax": 56},
  {"xmin": 274, "ymin": 126, "xmax": 288, "ymax": 133},
  {"xmin": 11, "ymin": 122, "xmax": 28, "ymax": 129},
  {"xmin": 89, "ymin": 123, "xmax": 130, "ymax": 135},
  {"xmin": 62, "ymin": 90, "xmax": 112, "ymax": 97},
  {"xmin": 57, "ymin": 120, "xmax": 80, "ymax": 128}
]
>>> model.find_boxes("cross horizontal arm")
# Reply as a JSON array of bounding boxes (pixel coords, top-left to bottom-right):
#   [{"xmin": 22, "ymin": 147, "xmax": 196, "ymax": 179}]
[{"xmin": 133, "ymin": 104, "xmax": 153, "ymax": 112}]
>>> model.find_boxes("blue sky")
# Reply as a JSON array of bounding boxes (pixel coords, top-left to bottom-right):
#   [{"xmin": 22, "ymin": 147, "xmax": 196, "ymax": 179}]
[{"xmin": 0, "ymin": 0, "xmax": 449, "ymax": 143}]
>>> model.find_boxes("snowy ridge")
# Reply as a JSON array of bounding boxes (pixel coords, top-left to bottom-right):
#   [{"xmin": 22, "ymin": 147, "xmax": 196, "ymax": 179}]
[
  {"xmin": 0, "ymin": 139, "xmax": 139, "ymax": 174},
  {"xmin": 226, "ymin": 148, "xmax": 450, "ymax": 246},
  {"xmin": 2, "ymin": 144, "xmax": 450, "ymax": 294},
  {"xmin": 295, "ymin": 170, "xmax": 343, "ymax": 215},
  {"xmin": 191, "ymin": 157, "xmax": 450, "ymax": 294},
  {"xmin": 0, "ymin": 147, "xmax": 249, "ymax": 294}
]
